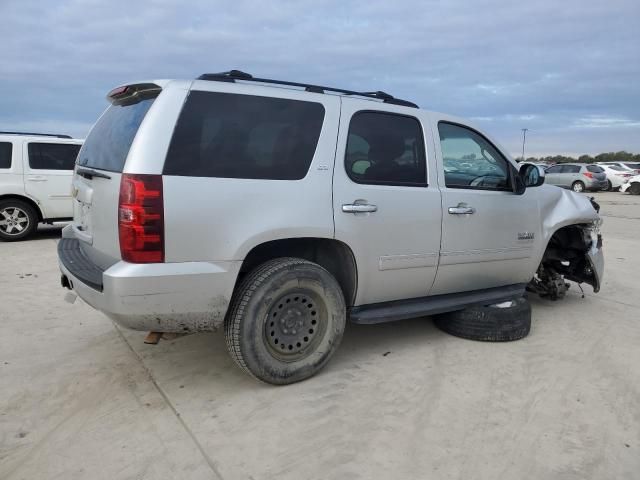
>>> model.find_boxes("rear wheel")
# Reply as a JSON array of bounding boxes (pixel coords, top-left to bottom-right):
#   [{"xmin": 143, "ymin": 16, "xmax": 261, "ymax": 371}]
[
  {"xmin": 629, "ymin": 182, "xmax": 640, "ymax": 195},
  {"xmin": 434, "ymin": 297, "xmax": 531, "ymax": 342},
  {"xmin": 571, "ymin": 181, "xmax": 585, "ymax": 193},
  {"xmin": 224, "ymin": 258, "xmax": 346, "ymax": 385},
  {"xmin": 0, "ymin": 200, "xmax": 38, "ymax": 241}
]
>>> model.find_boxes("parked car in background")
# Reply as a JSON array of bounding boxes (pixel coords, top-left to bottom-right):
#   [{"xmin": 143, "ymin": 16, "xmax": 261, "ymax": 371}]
[
  {"xmin": 544, "ymin": 163, "xmax": 608, "ymax": 192},
  {"xmin": 598, "ymin": 164, "xmax": 635, "ymax": 191},
  {"xmin": 620, "ymin": 175, "xmax": 640, "ymax": 195},
  {"xmin": 0, "ymin": 132, "xmax": 83, "ymax": 241},
  {"xmin": 597, "ymin": 162, "xmax": 640, "ymax": 175}
]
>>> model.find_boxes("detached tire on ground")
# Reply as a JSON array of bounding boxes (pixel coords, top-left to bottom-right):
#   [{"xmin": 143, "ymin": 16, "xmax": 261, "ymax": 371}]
[
  {"xmin": 434, "ymin": 297, "xmax": 531, "ymax": 342},
  {"xmin": 224, "ymin": 257, "xmax": 346, "ymax": 385}
]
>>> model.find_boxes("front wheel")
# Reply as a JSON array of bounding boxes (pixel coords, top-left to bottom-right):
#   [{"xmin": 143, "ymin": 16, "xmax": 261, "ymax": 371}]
[
  {"xmin": 224, "ymin": 258, "xmax": 346, "ymax": 385},
  {"xmin": 0, "ymin": 200, "xmax": 38, "ymax": 241},
  {"xmin": 571, "ymin": 181, "xmax": 585, "ymax": 193},
  {"xmin": 605, "ymin": 180, "xmax": 613, "ymax": 192},
  {"xmin": 629, "ymin": 183, "xmax": 640, "ymax": 195}
]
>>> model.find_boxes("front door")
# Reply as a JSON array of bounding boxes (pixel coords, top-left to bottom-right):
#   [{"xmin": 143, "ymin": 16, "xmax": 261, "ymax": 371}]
[
  {"xmin": 23, "ymin": 141, "xmax": 81, "ymax": 219},
  {"xmin": 332, "ymin": 100, "xmax": 442, "ymax": 306},
  {"xmin": 430, "ymin": 119, "xmax": 539, "ymax": 295}
]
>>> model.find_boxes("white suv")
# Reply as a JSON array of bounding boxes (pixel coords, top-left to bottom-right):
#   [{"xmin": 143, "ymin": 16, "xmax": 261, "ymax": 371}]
[
  {"xmin": 0, "ymin": 132, "xmax": 83, "ymax": 240},
  {"xmin": 58, "ymin": 71, "xmax": 604, "ymax": 384}
]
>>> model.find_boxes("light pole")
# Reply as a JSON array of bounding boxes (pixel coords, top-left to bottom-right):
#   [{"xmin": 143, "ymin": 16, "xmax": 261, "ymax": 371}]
[{"xmin": 521, "ymin": 128, "xmax": 529, "ymax": 162}]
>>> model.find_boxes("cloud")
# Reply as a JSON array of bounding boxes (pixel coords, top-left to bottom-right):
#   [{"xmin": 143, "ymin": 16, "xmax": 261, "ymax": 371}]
[{"xmin": 1, "ymin": 0, "xmax": 639, "ymax": 155}]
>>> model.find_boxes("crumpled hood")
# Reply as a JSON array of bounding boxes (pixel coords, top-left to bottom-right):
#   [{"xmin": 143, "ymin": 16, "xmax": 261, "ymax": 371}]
[{"xmin": 539, "ymin": 185, "xmax": 600, "ymax": 239}]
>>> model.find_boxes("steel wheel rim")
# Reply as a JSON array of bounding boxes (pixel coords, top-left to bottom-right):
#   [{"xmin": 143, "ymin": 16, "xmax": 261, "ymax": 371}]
[
  {"xmin": 263, "ymin": 290, "xmax": 327, "ymax": 362},
  {"xmin": 0, "ymin": 207, "xmax": 29, "ymax": 236}
]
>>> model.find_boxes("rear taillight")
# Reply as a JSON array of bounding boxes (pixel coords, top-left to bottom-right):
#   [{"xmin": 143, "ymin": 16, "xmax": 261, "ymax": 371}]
[
  {"xmin": 118, "ymin": 174, "xmax": 164, "ymax": 263},
  {"xmin": 583, "ymin": 172, "xmax": 594, "ymax": 179}
]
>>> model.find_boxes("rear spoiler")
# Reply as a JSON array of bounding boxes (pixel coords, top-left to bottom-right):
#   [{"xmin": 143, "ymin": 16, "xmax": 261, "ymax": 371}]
[{"xmin": 107, "ymin": 83, "xmax": 162, "ymax": 106}]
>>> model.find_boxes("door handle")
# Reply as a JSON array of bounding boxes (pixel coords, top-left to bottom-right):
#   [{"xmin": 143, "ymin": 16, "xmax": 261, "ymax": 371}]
[
  {"xmin": 448, "ymin": 204, "xmax": 475, "ymax": 215},
  {"xmin": 342, "ymin": 203, "xmax": 378, "ymax": 213},
  {"xmin": 27, "ymin": 176, "xmax": 47, "ymax": 182}
]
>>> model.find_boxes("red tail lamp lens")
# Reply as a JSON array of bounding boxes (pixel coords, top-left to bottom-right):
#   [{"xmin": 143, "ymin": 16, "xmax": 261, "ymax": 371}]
[{"xmin": 118, "ymin": 174, "xmax": 164, "ymax": 263}]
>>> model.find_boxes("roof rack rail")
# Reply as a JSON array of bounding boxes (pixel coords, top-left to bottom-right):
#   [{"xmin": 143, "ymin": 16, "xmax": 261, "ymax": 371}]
[
  {"xmin": 197, "ymin": 70, "xmax": 419, "ymax": 108},
  {"xmin": 0, "ymin": 131, "xmax": 72, "ymax": 139}
]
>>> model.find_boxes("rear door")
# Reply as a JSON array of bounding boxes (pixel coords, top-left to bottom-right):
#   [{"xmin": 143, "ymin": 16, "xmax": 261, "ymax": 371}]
[
  {"xmin": 23, "ymin": 141, "xmax": 81, "ymax": 218},
  {"xmin": 333, "ymin": 100, "xmax": 442, "ymax": 306},
  {"xmin": 430, "ymin": 118, "xmax": 539, "ymax": 295},
  {"xmin": 544, "ymin": 164, "xmax": 563, "ymax": 186}
]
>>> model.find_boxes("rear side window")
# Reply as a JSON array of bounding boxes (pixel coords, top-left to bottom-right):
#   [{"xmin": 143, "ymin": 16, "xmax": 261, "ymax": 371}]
[
  {"xmin": 345, "ymin": 112, "xmax": 426, "ymax": 186},
  {"xmin": 76, "ymin": 97, "xmax": 155, "ymax": 172},
  {"xmin": 0, "ymin": 142, "xmax": 11, "ymax": 168},
  {"xmin": 586, "ymin": 165, "xmax": 604, "ymax": 173},
  {"xmin": 28, "ymin": 143, "xmax": 81, "ymax": 170},
  {"xmin": 564, "ymin": 165, "xmax": 580, "ymax": 173},
  {"xmin": 164, "ymin": 91, "xmax": 325, "ymax": 180}
]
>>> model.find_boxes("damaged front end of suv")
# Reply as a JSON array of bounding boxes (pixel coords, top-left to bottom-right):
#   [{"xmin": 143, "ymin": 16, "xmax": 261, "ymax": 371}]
[{"xmin": 528, "ymin": 193, "xmax": 604, "ymax": 300}]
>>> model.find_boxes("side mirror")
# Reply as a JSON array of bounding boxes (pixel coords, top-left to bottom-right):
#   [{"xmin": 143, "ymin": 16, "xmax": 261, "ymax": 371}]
[{"xmin": 519, "ymin": 163, "xmax": 545, "ymax": 188}]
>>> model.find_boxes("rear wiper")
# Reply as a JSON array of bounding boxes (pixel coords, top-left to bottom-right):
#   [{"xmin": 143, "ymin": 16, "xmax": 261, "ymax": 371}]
[{"xmin": 76, "ymin": 167, "xmax": 112, "ymax": 180}]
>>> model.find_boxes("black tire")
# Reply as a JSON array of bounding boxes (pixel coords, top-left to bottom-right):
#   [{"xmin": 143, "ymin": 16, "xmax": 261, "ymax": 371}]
[
  {"xmin": 434, "ymin": 297, "xmax": 531, "ymax": 342},
  {"xmin": 605, "ymin": 180, "xmax": 612, "ymax": 192},
  {"xmin": 0, "ymin": 199, "xmax": 38, "ymax": 241},
  {"xmin": 571, "ymin": 181, "xmax": 585, "ymax": 193},
  {"xmin": 629, "ymin": 182, "xmax": 640, "ymax": 195},
  {"xmin": 224, "ymin": 257, "xmax": 346, "ymax": 385}
]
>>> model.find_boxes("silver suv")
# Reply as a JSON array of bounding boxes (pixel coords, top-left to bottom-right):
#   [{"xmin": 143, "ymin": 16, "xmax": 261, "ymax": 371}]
[
  {"xmin": 58, "ymin": 71, "xmax": 604, "ymax": 384},
  {"xmin": 544, "ymin": 163, "xmax": 608, "ymax": 192}
]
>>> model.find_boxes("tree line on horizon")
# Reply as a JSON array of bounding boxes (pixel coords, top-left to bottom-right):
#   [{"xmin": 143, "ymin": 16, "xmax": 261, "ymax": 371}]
[{"xmin": 516, "ymin": 150, "xmax": 640, "ymax": 164}]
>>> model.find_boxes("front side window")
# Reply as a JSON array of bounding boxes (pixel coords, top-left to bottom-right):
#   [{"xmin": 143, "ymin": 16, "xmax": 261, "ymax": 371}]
[
  {"xmin": 164, "ymin": 91, "xmax": 325, "ymax": 180},
  {"xmin": 345, "ymin": 112, "xmax": 426, "ymax": 186},
  {"xmin": 438, "ymin": 122, "xmax": 511, "ymax": 190},
  {"xmin": 546, "ymin": 165, "xmax": 562, "ymax": 173},
  {"xmin": 0, "ymin": 142, "xmax": 12, "ymax": 168},
  {"xmin": 28, "ymin": 143, "xmax": 81, "ymax": 170}
]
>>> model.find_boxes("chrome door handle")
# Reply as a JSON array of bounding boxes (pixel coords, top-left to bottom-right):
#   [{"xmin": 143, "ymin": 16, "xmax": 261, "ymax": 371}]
[
  {"xmin": 448, "ymin": 204, "xmax": 475, "ymax": 215},
  {"xmin": 342, "ymin": 203, "xmax": 378, "ymax": 213},
  {"xmin": 27, "ymin": 176, "xmax": 47, "ymax": 182}
]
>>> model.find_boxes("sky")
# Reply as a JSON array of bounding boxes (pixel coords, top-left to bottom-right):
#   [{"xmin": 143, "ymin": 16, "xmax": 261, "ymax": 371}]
[{"xmin": 1, "ymin": 0, "xmax": 639, "ymax": 158}]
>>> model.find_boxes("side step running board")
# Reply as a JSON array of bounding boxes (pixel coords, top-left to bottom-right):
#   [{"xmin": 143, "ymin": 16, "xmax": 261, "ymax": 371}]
[{"xmin": 348, "ymin": 284, "xmax": 527, "ymax": 324}]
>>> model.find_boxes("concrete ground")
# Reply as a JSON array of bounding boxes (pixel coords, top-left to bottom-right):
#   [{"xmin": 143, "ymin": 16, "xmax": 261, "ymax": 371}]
[{"xmin": 1, "ymin": 192, "xmax": 639, "ymax": 480}]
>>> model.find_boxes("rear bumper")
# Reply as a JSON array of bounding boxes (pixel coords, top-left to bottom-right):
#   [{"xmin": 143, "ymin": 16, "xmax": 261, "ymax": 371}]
[
  {"xmin": 586, "ymin": 179, "xmax": 608, "ymax": 191},
  {"xmin": 58, "ymin": 237, "xmax": 241, "ymax": 332}
]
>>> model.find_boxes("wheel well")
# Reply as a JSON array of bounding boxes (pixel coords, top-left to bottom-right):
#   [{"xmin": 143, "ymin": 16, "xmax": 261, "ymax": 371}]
[
  {"xmin": 539, "ymin": 224, "xmax": 596, "ymax": 287},
  {"xmin": 0, "ymin": 194, "xmax": 43, "ymax": 221},
  {"xmin": 238, "ymin": 238, "xmax": 358, "ymax": 306}
]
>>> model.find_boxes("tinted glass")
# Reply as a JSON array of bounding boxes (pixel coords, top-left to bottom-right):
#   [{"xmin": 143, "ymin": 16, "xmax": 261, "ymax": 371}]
[
  {"xmin": 345, "ymin": 112, "xmax": 426, "ymax": 186},
  {"xmin": 438, "ymin": 122, "xmax": 510, "ymax": 190},
  {"xmin": 624, "ymin": 163, "xmax": 640, "ymax": 169},
  {"xmin": 586, "ymin": 165, "xmax": 604, "ymax": 173},
  {"xmin": 608, "ymin": 165, "xmax": 626, "ymax": 171},
  {"xmin": 77, "ymin": 97, "xmax": 156, "ymax": 172},
  {"xmin": 564, "ymin": 165, "xmax": 580, "ymax": 173},
  {"xmin": 28, "ymin": 143, "xmax": 81, "ymax": 170},
  {"xmin": 164, "ymin": 91, "xmax": 325, "ymax": 180},
  {"xmin": 546, "ymin": 165, "xmax": 562, "ymax": 173},
  {"xmin": 0, "ymin": 142, "xmax": 11, "ymax": 168}
]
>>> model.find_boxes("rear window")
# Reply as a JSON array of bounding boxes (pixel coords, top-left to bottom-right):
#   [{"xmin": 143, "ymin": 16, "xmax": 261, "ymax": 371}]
[
  {"xmin": 586, "ymin": 165, "xmax": 604, "ymax": 173},
  {"xmin": 76, "ymin": 97, "xmax": 155, "ymax": 172},
  {"xmin": 28, "ymin": 143, "xmax": 81, "ymax": 170},
  {"xmin": 163, "ymin": 91, "xmax": 325, "ymax": 180},
  {"xmin": 624, "ymin": 163, "xmax": 640, "ymax": 169},
  {"xmin": 0, "ymin": 142, "xmax": 11, "ymax": 168}
]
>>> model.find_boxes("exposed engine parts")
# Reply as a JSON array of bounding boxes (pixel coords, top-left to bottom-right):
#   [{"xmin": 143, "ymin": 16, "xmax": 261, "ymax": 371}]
[{"xmin": 529, "ymin": 224, "xmax": 600, "ymax": 299}]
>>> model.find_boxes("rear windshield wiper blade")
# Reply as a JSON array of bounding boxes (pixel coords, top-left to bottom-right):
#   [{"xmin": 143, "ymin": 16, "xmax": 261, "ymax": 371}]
[{"xmin": 76, "ymin": 167, "xmax": 112, "ymax": 180}]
